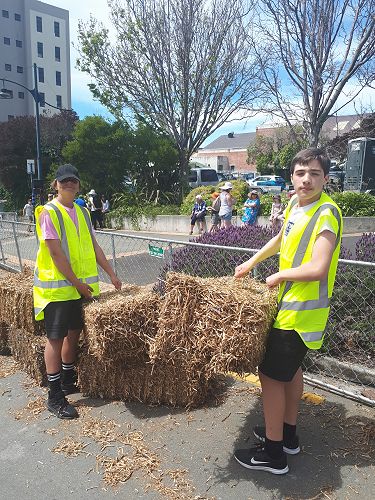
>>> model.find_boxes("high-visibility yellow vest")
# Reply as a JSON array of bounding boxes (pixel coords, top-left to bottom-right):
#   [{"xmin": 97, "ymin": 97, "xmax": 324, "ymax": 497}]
[
  {"xmin": 33, "ymin": 199, "xmax": 99, "ymax": 320},
  {"xmin": 273, "ymin": 192, "xmax": 342, "ymax": 349}
]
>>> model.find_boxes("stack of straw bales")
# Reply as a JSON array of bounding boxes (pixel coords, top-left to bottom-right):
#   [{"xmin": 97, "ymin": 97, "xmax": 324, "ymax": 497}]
[
  {"xmin": 0, "ymin": 269, "xmax": 47, "ymax": 383},
  {"xmin": 149, "ymin": 272, "xmax": 278, "ymax": 405},
  {"xmin": 0, "ymin": 322, "xmax": 10, "ymax": 355},
  {"xmin": 78, "ymin": 287, "xmax": 162, "ymax": 402}
]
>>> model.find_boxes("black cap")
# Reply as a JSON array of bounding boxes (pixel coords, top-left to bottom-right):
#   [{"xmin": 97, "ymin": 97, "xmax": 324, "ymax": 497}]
[{"xmin": 55, "ymin": 164, "xmax": 80, "ymax": 182}]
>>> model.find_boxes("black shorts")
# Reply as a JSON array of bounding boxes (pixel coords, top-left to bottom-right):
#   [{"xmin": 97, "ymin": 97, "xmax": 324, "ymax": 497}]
[
  {"xmin": 258, "ymin": 327, "xmax": 308, "ymax": 382},
  {"xmin": 44, "ymin": 299, "xmax": 84, "ymax": 340}
]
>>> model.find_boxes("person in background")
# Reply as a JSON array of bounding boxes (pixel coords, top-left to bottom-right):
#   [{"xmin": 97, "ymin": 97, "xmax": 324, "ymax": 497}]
[
  {"xmin": 23, "ymin": 198, "xmax": 34, "ymax": 232},
  {"xmin": 208, "ymin": 192, "xmax": 221, "ymax": 232},
  {"xmin": 269, "ymin": 194, "xmax": 285, "ymax": 232},
  {"xmin": 101, "ymin": 195, "xmax": 110, "ymax": 213},
  {"xmin": 47, "ymin": 193, "xmax": 54, "ymax": 202},
  {"xmin": 88, "ymin": 189, "xmax": 103, "ymax": 230},
  {"xmin": 74, "ymin": 194, "xmax": 87, "ymax": 208},
  {"xmin": 190, "ymin": 194, "xmax": 207, "ymax": 235},
  {"xmin": 242, "ymin": 190, "xmax": 260, "ymax": 226},
  {"xmin": 33, "ymin": 164, "xmax": 122, "ymax": 420},
  {"xmin": 218, "ymin": 182, "xmax": 236, "ymax": 228}
]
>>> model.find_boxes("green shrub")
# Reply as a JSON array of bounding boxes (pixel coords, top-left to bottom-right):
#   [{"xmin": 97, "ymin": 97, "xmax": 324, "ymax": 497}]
[{"xmin": 330, "ymin": 191, "xmax": 375, "ymax": 216}]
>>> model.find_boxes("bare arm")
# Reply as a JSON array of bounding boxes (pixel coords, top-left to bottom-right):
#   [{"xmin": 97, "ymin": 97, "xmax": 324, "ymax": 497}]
[
  {"xmin": 234, "ymin": 229, "xmax": 283, "ymax": 278},
  {"xmin": 45, "ymin": 239, "xmax": 94, "ymax": 298},
  {"xmin": 266, "ymin": 230, "xmax": 336, "ymax": 288}
]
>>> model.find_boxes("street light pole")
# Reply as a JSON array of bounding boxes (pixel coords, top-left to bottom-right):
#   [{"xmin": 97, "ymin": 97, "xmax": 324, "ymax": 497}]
[{"xmin": 33, "ymin": 63, "xmax": 42, "ymax": 181}]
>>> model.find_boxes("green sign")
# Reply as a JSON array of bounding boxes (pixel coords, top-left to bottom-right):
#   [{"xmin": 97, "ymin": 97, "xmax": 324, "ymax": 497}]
[{"xmin": 148, "ymin": 244, "xmax": 164, "ymax": 258}]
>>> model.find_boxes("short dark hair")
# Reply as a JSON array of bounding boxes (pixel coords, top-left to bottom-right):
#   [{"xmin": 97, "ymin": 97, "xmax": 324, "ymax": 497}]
[{"xmin": 290, "ymin": 148, "xmax": 331, "ymax": 176}]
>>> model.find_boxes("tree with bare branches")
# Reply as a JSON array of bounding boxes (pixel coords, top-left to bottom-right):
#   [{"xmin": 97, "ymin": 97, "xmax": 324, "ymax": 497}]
[
  {"xmin": 77, "ymin": 0, "xmax": 261, "ymax": 198},
  {"xmin": 255, "ymin": 0, "xmax": 375, "ymax": 146}
]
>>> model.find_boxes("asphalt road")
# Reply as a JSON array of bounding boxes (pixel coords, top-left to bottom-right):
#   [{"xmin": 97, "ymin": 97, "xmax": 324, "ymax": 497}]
[{"xmin": 1, "ymin": 357, "xmax": 374, "ymax": 500}]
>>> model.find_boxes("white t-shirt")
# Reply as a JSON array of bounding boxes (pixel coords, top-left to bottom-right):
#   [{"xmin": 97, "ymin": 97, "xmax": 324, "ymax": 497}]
[
  {"xmin": 284, "ymin": 200, "xmax": 335, "ymax": 242},
  {"xmin": 23, "ymin": 203, "xmax": 33, "ymax": 217}
]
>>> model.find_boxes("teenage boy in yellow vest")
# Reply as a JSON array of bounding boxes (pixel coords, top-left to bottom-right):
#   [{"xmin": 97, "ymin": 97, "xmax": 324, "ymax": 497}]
[
  {"xmin": 33, "ymin": 164, "xmax": 122, "ymax": 419},
  {"xmin": 233, "ymin": 148, "xmax": 342, "ymax": 474}
]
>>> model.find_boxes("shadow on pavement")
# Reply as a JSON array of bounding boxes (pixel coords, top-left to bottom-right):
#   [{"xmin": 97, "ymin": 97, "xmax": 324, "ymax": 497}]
[{"xmin": 213, "ymin": 396, "xmax": 375, "ymax": 499}]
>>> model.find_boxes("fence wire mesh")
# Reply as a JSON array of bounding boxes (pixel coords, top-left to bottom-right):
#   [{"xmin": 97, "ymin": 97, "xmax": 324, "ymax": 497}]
[{"xmin": 0, "ymin": 221, "xmax": 374, "ymax": 406}]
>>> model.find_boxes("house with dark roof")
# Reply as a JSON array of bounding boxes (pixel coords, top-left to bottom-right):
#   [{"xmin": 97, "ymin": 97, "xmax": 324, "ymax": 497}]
[{"xmin": 192, "ymin": 132, "xmax": 257, "ymax": 172}]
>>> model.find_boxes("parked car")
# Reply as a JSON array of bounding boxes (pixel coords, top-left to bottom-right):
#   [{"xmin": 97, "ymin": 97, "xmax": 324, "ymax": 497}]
[
  {"xmin": 188, "ymin": 168, "xmax": 219, "ymax": 188},
  {"xmin": 248, "ymin": 175, "xmax": 286, "ymax": 192}
]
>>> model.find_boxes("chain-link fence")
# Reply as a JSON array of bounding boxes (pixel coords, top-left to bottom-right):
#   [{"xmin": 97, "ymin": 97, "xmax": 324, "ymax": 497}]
[{"xmin": 1, "ymin": 220, "xmax": 374, "ymax": 406}]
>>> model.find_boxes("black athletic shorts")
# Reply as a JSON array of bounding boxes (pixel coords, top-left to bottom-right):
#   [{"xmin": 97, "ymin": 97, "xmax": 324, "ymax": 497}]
[
  {"xmin": 44, "ymin": 299, "xmax": 84, "ymax": 340},
  {"xmin": 258, "ymin": 327, "xmax": 308, "ymax": 382}
]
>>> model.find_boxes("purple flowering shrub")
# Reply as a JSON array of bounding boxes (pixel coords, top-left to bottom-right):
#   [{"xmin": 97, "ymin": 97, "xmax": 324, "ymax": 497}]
[{"xmin": 355, "ymin": 233, "xmax": 375, "ymax": 262}]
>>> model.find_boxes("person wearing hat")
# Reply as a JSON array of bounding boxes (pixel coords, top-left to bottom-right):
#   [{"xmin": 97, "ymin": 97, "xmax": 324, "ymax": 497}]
[
  {"xmin": 242, "ymin": 190, "xmax": 260, "ymax": 226},
  {"xmin": 207, "ymin": 192, "xmax": 221, "ymax": 232},
  {"xmin": 189, "ymin": 194, "xmax": 207, "ymax": 235},
  {"xmin": 218, "ymin": 181, "xmax": 236, "ymax": 228},
  {"xmin": 88, "ymin": 188, "xmax": 104, "ymax": 230},
  {"xmin": 33, "ymin": 164, "xmax": 122, "ymax": 420}
]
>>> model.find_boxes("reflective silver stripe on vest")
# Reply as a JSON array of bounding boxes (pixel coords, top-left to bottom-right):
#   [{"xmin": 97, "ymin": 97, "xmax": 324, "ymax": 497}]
[
  {"xmin": 76, "ymin": 205, "xmax": 95, "ymax": 245},
  {"xmin": 300, "ymin": 331, "xmax": 324, "ymax": 342},
  {"xmin": 279, "ymin": 296, "xmax": 330, "ymax": 311},
  {"xmin": 34, "ymin": 274, "xmax": 99, "ymax": 288},
  {"xmin": 46, "ymin": 202, "xmax": 70, "ymax": 261},
  {"xmin": 34, "ymin": 307, "xmax": 43, "ymax": 316},
  {"xmin": 278, "ymin": 203, "xmax": 341, "ymax": 312}
]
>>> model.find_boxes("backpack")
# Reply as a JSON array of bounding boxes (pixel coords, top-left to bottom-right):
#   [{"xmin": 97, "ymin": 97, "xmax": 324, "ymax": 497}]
[{"xmin": 92, "ymin": 194, "xmax": 102, "ymax": 209}]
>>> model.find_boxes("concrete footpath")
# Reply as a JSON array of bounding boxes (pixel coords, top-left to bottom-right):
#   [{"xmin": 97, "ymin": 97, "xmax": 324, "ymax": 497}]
[{"xmin": 1, "ymin": 356, "xmax": 374, "ymax": 500}]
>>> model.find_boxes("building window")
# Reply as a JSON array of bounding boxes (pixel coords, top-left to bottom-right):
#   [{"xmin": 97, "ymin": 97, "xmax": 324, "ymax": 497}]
[
  {"xmin": 2, "ymin": 10, "xmax": 9, "ymax": 18},
  {"xmin": 8, "ymin": 115, "xmax": 15, "ymax": 121},
  {"xmin": 37, "ymin": 42, "xmax": 43, "ymax": 58},
  {"xmin": 55, "ymin": 46, "xmax": 61, "ymax": 62},
  {"xmin": 36, "ymin": 16, "xmax": 42, "ymax": 32},
  {"xmin": 39, "ymin": 92, "xmax": 45, "ymax": 107},
  {"xmin": 18, "ymin": 91, "xmax": 24, "ymax": 99},
  {"xmin": 16, "ymin": 40, "xmax": 22, "ymax": 48},
  {"xmin": 56, "ymin": 95, "xmax": 62, "ymax": 108},
  {"xmin": 38, "ymin": 67, "xmax": 44, "ymax": 83},
  {"xmin": 54, "ymin": 21, "xmax": 60, "ymax": 37},
  {"xmin": 15, "ymin": 13, "xmax": 21, "ymax": 21},
  {"xmin": 56, "ymin": 71, "xmax": 61, "ymax": 86},
  {"xmin": 5, "ymin": 64, "xmax": 11, "ymax": 71},
  {"xmin": 17, "ymin": 66, "xmax": 23, "ymax": 74},
  {"xmin": 4, "ymin": 37, "xmax": 10, "ymax": 45}
]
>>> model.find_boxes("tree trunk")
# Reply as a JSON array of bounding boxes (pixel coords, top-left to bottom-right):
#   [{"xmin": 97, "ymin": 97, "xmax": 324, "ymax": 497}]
[{"xmin": 178, "ymin": 151, "xmax": 190, "ymax": 203}]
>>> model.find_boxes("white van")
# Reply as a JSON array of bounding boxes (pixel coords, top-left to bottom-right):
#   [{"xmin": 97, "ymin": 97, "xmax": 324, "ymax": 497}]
[{"xmin": 188, "ymin": 168, "xmax": 219, "ymax": 188}]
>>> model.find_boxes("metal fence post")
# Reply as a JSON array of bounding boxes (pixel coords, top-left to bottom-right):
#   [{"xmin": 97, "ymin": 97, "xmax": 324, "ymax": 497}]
[
  {"xmin": 11, "ymin": 222, "xmax": 23, "ymax": 271},
  {"xmin": 111, "ymin": 233, "xmax": 117, "ymax": 274}
]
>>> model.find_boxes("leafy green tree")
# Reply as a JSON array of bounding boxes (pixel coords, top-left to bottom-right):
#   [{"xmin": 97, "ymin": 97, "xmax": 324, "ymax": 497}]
[{"xmin": 62, "ymin": 116, "xmax": 133, "ymax": 196}]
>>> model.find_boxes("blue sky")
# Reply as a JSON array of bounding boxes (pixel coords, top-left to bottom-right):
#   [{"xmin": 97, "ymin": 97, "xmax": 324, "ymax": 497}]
[{"xmin": 48, "ymin": 0, "xmax": 374, "ymax": 147}]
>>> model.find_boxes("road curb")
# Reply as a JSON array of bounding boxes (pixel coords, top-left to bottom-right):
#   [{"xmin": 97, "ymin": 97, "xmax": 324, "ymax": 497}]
[{"xmin": 304, "ymin": 354, "xmax": 375, "ymax": 387}]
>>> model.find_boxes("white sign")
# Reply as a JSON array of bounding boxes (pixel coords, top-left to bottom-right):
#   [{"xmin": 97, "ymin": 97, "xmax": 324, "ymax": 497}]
[{"xmin": 26, "ymin": 159, "xmax": 35, "ymax": 175}]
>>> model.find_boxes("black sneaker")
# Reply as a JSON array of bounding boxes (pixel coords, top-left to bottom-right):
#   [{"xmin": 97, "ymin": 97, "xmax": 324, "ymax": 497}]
[
  {"xmin": 253, "ymin": 425, "xmax": 300, "ymax": 455},
  {"xmin": 47, "ymin": 391, "xmax": 79, "ymax": 419},
  {"xmin": 234, "ymin": 444, "xmax": 289, "ymax": 475}
]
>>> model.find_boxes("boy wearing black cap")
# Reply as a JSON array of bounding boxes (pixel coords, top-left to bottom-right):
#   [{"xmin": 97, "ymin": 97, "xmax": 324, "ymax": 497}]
[{"xmin": 33, "ymin": 164, "xmax": 122, "ymax": 419}]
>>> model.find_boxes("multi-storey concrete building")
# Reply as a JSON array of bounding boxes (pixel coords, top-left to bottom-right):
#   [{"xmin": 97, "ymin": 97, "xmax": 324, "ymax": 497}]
[{"xmin": 0, "ymin": 0, "xmax": 70, "ymax": 121}]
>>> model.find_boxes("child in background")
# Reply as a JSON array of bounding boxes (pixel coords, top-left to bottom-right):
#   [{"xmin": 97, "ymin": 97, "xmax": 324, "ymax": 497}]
[
  {"xmin": 208, "ymin": 192, "xmax": 221, "ymax": 232},
  {"xmin": 269, "ymin": 194, "xmax": 284, "ymax": 231}
]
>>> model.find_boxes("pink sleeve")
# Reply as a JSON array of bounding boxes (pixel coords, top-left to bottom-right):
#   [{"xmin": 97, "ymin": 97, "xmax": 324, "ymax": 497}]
[{"xmin": 40, "ymin": 211, "xmax": 60, "ymax": 240}]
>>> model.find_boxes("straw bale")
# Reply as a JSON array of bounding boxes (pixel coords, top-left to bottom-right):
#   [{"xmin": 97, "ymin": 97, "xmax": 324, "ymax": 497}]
[
  {"xmin": 83, "ymin": 289, "xmax": 160, "ymax": 364},
  {"xmin": 0, "ymin": 322, "xmax": 10, "ymax": 354},
  {"xmin": 8, "ymin": 326, "xmax": 47, "ymax": 386},
  {"xmin": 78, "ymin": 349, "xmax": 209, "ymax": 407},
  {"xmin": 0, "ymin": 269, "xmax": 44, "ymax": 335},
  {"xmin": 151, "ymin": 272, "xmax": 278, "ymax": 377}
]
